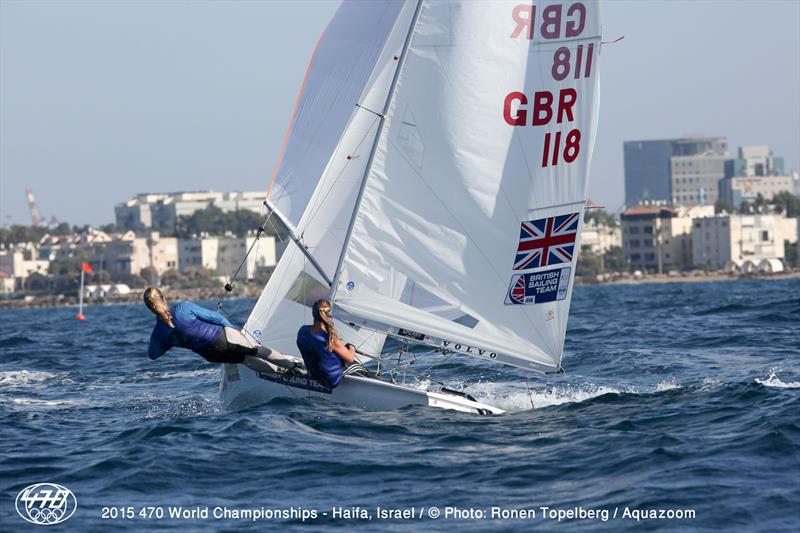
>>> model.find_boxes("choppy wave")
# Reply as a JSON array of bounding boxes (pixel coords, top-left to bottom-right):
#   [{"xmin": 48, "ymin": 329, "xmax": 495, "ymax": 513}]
[
  {"xmin": 756, "ymin": 369, "xmax": 800, "ymax": 389},
  {"xmin": 467, "ymin": 381, "xmax": 627, "ymax": 412},
  {"xmin": 0, "ymin": 369, "xmax": 61, "ymax": 387},
  {"xmin": 2, "ymin": 396, "xmax": 89, "ymax": 408},
  {"xmin": 654, "ymin": 378, "xmax": 681, "ymax": 391},
  {"xmin": 1, "ymin": 281, "xmax": 799, "ymax": 532},
  {"xmin": 0, "ymin": 334, "xmax": 36, "ymax": 347}
]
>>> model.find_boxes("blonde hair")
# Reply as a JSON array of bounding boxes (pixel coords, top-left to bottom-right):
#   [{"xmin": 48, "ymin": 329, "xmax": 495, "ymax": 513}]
[
  {"xmin": 143, "ymin": 287, "xmax": 174, "ymax": 328},
  {"xmin": 312, "ymin": 299, "xmax": 339, "ymax": 351}
]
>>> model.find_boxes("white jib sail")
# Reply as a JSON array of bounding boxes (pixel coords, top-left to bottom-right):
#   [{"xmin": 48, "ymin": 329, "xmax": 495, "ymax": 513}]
[
  {"xmin": 244, "ymin": 1, "xmax": 418, "ymax": 358},
  {"xmin": 332, "ymin": 0, "xmax": 602, "ymax": 373}
]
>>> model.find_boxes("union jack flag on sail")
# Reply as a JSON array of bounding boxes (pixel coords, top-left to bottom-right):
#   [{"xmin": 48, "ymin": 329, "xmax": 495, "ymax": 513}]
[{"xmin": 513, "ymin": 212, "xmax": 580, "ymax": 270}]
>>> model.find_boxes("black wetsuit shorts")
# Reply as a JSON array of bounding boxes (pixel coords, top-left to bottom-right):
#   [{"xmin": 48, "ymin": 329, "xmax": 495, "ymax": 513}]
[{"xmin": 196, "ymin": 330, "xmax": 257, "ymax": 364}]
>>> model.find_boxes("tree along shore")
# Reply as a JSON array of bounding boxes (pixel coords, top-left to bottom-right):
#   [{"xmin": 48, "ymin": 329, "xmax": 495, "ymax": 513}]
[
  {"xmin": 0, "ymin": 284, "xmax": 262, "ymax": 310},
  {"xmin": 3, "ymin": 272, "xmax": 798, "ymax": 311},
  {"xmin": 575, "ymin": 270, "xmax": 800, "ymax": 286}
]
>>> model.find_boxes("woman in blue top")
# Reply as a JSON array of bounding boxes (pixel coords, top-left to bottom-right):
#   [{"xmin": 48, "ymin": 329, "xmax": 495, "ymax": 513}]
[
  {"xmin": 144, "ymin": 287, "xmax": 299, "ymax": 373},
  {"xmin": 296, "ymin": 299, "xmax": 358, "ymax": 388}
]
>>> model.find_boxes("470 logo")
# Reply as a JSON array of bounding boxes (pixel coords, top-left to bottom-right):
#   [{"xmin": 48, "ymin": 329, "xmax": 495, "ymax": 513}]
[{"xmin": 15, "ymin": 483, "xmax": 77, "ymax": 525}]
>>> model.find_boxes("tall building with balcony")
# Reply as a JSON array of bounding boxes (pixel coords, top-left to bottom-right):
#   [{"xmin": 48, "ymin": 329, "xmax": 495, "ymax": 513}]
[
  {"xmin": 691, "ymin": 214, "xmax": 795, "ymax": 269},
  {"xmin": 621, "ymin": 204, "xmax": 714, "ymax": 273}
]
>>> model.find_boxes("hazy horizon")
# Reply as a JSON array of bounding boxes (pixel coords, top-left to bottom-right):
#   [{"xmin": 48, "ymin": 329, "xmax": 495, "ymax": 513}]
[{"xmin": 2, "ymin": 0, "xmax": 798, "ymax": 227}]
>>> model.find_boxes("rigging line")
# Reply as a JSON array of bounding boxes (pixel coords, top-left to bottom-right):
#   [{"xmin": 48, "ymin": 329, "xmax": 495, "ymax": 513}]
[
  {"xmin": 282, "ymin": 378, "xmax": 301, "ymax": 399},
  {"xmin": 302, "ymin": 114, "xmax": 381, "ymax": 229},
  {"xmin": 225, "ymin": 226, "xmax": 264, "ymax": 291},
  {"xmin": 216, "ymin": 300, "xmax": 238, "ymax": 325},
  {"xmin": 415, "ymin": 349, "xmax": 457, "ymax": 377},
  {"xmin": 524, "ymin": 376, "xmax": 535, "ymax": 409},
  {"xmin": 341, "ymin": 320, "xmax": 442, "ymax": 355},
  {"xmin": 267, "ymin": 217, "xmax": 286, "ymax": 244},
  {"xmin": 601, "ymin": 35, "xmax": 624, "ymax": 46},
  {"xmin": 355, "ymin": 103, "xmax": 384, "ymax": 118},
  {"xmin": 243, "ymin": 242, "xmax": 303, "ymax": 339},
  {"xmin": 330, "ymin": 0, "xmax": 425, "ymax": 301},
  {"xmin": 344, "ymin": 313, "xmax": 553, "ymax": 375},
  {"xmin": 219, "ymin": 201, "xmax": 279, "ymax": 301},
  {"xmin": 355, "ymin": 347, "xmax": 446, "ymax": 387}
]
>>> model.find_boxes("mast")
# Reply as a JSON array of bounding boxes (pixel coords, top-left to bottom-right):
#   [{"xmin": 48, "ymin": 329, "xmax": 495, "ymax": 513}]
[{"xmin": 329, "ymin": 0, "xmax": 424, "ymax": 301}]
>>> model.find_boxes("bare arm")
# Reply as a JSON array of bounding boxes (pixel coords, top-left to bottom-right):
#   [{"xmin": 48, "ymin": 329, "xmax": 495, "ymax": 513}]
[{"xmin": 330, "ymin": 340, "xmax": 356, "ymax": 364}]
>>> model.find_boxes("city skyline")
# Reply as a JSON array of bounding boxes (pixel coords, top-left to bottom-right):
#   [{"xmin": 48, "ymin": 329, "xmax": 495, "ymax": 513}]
[{"xmin": 2, "ymin": 0, "xmax": 799, "ymax": 226}]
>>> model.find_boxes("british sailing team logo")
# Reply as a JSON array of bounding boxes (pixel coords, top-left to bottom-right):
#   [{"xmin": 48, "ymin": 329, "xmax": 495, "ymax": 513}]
[
  {"xmin": 507, "ymin": 274, "xmax": 530, "ymax": 304},
  {"xmin": 15, "ymin": 483, "xmax": 77, "ymax": 525},
  {"xmin": 505, "ymin": 267, "xmax": 571, "ymax": 305}
]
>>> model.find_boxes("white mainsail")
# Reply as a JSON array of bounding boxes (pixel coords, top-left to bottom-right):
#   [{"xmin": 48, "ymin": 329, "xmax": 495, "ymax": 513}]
[
  {"xmin": 244, "ymin": 1, "xmax": 418, "ymax": 357},
  {"xmin": 331, "ymin": 0, "xmax": 602, "ymax": 374},
  {"xmin": 247, "ymin": 0, "xmax": 601, "ymax": 376}
]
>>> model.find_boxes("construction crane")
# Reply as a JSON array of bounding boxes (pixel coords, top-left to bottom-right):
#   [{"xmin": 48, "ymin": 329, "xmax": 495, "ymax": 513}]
[{"xmin": 25, "ymin": 188, "xmax": 58, "ymax": 227}]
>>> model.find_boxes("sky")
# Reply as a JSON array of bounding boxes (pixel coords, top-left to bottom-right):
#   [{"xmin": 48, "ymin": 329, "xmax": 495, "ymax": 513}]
[{"xmin": 1, "ymin": 0, "xmax": 798, "ymax": 226}]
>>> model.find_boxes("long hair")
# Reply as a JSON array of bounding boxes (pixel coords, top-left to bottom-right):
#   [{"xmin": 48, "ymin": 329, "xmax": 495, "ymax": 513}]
[
  {"xmin": 143, "ymin": 287, "xmax": 174, "ymax": 328},
  {"xmin": 312, "ymin": 299, "xmax": 339, "ymax": 351}
]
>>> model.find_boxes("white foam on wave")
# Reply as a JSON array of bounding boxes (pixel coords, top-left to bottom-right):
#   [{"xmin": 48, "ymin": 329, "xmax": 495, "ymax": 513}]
[
  {"xmin": 699, "ymin": 377, "xmax": 725, "ymax": 391},
  {"xmin": 128, "ymin": 392, "xmax": 221, "ymax": 420},
  {"xmin": 3, "ymin": 396, "xmax": 89, "ymax": 408},
  {"xmin": 123, "ymin": 368, "xmax": 219, "ymax": 383},
  {"xmin": 409, "ymin": 376, "xmax": 690, "ymax": 413},
  {"xmin": 0, "ymin": 370, "xmax": 60, "ymax": 387},
  {"xmin": 756, "ymin": 369, "xmax": 800, "ymax": 389},
  {"xmin": 654, "ymin": 378, "xmax": 681, "ymax": 392},
  {"xmin": 466, "ymin": 381, "xmax": 627, "ymax": 412}
]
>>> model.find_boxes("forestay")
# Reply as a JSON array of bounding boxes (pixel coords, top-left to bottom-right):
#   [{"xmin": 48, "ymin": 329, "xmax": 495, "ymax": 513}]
[{"xmin": 331, "ymin": 1, "xmax": 602, "ymax": 373}]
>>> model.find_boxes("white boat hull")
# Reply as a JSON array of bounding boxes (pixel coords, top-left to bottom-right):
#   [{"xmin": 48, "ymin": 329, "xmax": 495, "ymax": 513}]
[{"xmin": 219, "ymin": 363, "xmax": 504, "ymax": 415}]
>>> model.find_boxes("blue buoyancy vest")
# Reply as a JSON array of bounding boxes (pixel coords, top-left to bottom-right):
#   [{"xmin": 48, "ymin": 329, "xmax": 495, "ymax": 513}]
[
  {"xmin": 296, "ymin": 325, "xmax": 344, "ymax": 388},
  {"xmin": 148, "ymin": 301, "xmax": 234, "ymax": 359}
]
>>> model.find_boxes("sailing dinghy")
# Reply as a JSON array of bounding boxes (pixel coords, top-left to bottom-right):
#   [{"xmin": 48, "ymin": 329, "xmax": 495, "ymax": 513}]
[{"xmin": 220, "ymin": 0, "xmax": 601, "ymax": 415}]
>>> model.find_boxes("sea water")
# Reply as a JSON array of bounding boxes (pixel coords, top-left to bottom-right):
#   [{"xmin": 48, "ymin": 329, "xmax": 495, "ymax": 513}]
[{"xmin": 1, "ymin": 279, "xmax": 798, "ymax": 531}]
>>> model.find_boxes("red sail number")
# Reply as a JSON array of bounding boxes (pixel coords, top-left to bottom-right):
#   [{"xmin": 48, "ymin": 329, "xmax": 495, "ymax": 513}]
[{"xmin": 541, "ymin": 129, "xmax": 581, "ymax": 167}]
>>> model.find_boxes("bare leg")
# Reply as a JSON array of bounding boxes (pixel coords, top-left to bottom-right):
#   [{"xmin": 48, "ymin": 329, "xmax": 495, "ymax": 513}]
[
  {"xmin": 243, "ymin": 355, "xmax": 279, "ymax": 374},
  {"xmin": 254, "ymin": 346, "xmax": 301, "ymax": 370},
  {"xmin": 222, "ymin": 328, "xmax": 303, "ymax": 372}
]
